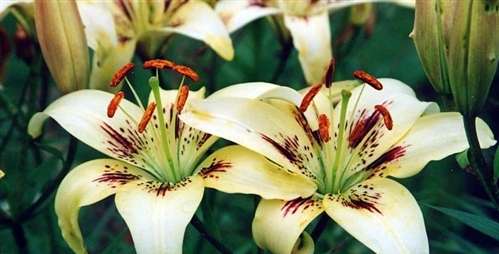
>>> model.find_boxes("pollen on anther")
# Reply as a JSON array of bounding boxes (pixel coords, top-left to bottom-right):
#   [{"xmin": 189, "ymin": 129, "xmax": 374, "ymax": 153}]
[
  {"xmin": 299, "ymin": 83, "xmax": 322, "ymax": 112},
  {"xmin": 353, "ymin": 70, "xmax": 383, "ymax": 90},
  {"xmin": 110, "ymin": 63, "xmax": 134, "ymax": 87},
  {"xmin": 138, "ymin": 102, "xmax": 157, "ymax": 133},
  {"xmin": 176, "ymin": 85, "xmax": 189, "ymax": 112},
  {"xmin": 375, "ymin": 105, "xmax": 393, "ymax": 130},
  {"xmin": 143, "ymin": 59, "xmax": 175, "ymax": 70},
  {"xmin": 107, "ymin": 91, "xmax": 125, "ymax": 118},
  {"xmin": 173, "ymin": 65, "xmax": 199, "ymax": 81},
  {"xmin": 318, "ymin": 114, "xmax": 330, "ymax": 142}
]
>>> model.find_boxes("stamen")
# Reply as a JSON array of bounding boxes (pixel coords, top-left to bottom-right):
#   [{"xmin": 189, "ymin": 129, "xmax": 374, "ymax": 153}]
[
  {"xmin": 110, "ymin": 63, "xmax": 134, "ymax": 87},
  {"xmin": 173, "ymin": 65, "xmax": 199, "ymax": 81},
  {"xmin": 176, "ymin": 85, "xmax": 190, "ymax": 112},
  {"xmin": 324, "ymin": 58, "xmax": 336, "ymax": 88},
  {"xmin": 318, "ymin": 114, "xmax": 330, "ymax": 142},
  {"xmin": 143, "ymin": 59, "xmax": 175, "ymax": 70},
  {"xmin": 374, "ymin": 105, "xmax": 393, "ymax": 130},
  {"xmin": 138, "ymin": 102, "xmax": 157, "ymax": 133},
  {"xmin": 299, "ymin": 84, "xmax": 322, "ymax": 112},
  {"xmin": 353, "ymin": 70, "xmax": 382, "ymax": 90},
  {"xmin": 107, "ymin": 91, "xmax": 125, "ymax": 118}
]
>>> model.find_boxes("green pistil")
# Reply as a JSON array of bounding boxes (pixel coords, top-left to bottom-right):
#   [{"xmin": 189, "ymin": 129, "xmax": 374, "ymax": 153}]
[
  {"xmin": 149, "ymin": 76, "xmax": 179, "ymax": 182},
  {"xmin": 327, "ymin": 90, "xmax": 351, "ymax": 193}
]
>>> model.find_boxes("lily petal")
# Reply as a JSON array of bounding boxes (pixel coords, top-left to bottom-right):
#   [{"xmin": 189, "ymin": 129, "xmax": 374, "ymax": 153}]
[
  {"xmin": 115, "ymin": 175, "xmax": 204, "ymax": 254},
  {"xmin": 161, "ymin": 0, "xmax": 234, "ymax": 60},
  {"xmin": 180, "ymin": 97, "xmax": 321, "ymax": 180},
  {"xmin": 215, "ymin": 0, "xmax": 281, "ymax": 32},
  {"xmin": 252, "ymin": 198, "xmax": 323, "ymax": 254},
  {"xmin": 55, "ymin": 159, "xmax": 145, "ymax": 254},
  {"xmin": 284, "ymin": 12, "xmax": 332, "ymax": 84},
  {"xmin": 335, "ymin": 79, "xmax": 434, "ymax": 177},
  {"xmin": 209, "ymin": 82, "xmax": 301, "ymax": 104},
  {"xmin": 0, "ymin": 169, "xmax": 4, "ymax": 178},
  {"xmin": 28, "ymin": 90, "xmax": 156, "ymax": 170},
  {"xmin": 324, "ymin": 178, "xmax": 428, "ymax": 254},
  {"xmin": 384, "ymin": 112, "xmax": 496, "ymax": 178},
  {"xmin": 197, "ymin": 145, "xmax": 316, "ymax": 200}
]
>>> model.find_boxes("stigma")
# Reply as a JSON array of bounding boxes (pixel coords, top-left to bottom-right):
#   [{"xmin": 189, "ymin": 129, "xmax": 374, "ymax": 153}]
[{"xmin": 107, "ymin": 91, "xmax": 125, "ymax": 118}]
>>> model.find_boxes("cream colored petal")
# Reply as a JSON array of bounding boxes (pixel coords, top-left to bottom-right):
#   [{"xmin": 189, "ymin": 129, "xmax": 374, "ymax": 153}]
[
  {"xmin": 284, "ymin": 12, "xmax": 332, "ymax": 84},
  {"xmin": 27, "ymin": 90, "xmax": 158, "ymax": 170},
  {"xmin": 333, "ymin": 78, "xmax": 434, "ymax": 178},
  {"xmin": 383, "ymin": 112, "xmax": 496, "ymax": 178},
  {"xmin": 0, "ymin": 169, "xmax": 4, "ymax": 178},
  {"xmin": 252, "ymin": 197, "xmax": 323, "ymax": 254},
  {"xmin": 161, "ymin": 0, "xmax": 234, "ymax": 60},
  {"xmin": 180, "ymin": 97, "xmax": 322, "ymax": 181},
  {"xmin": 215, "ymin": 0, "xmax": 281, "ymax": 32},
  {"xmin": 197, "ymin": 145, "xmax": 316, "ymax": 199},
  {"xmin": 324, "ymin": 178, "xmax": 428, "ymax": 254},
  {"xmin": 115, "ymin": 175, "xmax": 204, "ymax": 254},
  {"xmin": 76, "ymin": 1, "xmax": 117, "ymax": 50},
  {"xmin": 55, "ymin": 159, "xmax": 145, "ymax": 254}
]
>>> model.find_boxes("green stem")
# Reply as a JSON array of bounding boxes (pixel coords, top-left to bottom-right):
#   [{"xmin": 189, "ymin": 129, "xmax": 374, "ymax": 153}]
[
  {"xmin": 462, "ymin": 115, "xmax": 499, "ymax": 211},
  {"xmin": 11, "ymin": 223, "xmax": 28, "ymax": 254},
  {"xmin": 438, "ymin": 93, "xmax": 455, "ymax": 112},
  {"xmin": 191, "ymin": 215, "xmax": 231, "ymax": 254},
  {"xmin": 311, "ymin": 214, "xmax": 329, "ymax": 241},
  {"xmin": 19, "ymin": 137, "xmax": 78, "ymax": 221}
]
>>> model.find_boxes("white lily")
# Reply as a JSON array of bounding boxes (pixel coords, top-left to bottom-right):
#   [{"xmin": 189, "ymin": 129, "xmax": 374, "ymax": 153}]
[
  {"xmin": 180, "ymin": 74, "xmax": 496, "ymax": 253},
  {"xmin": 0, "ymin": 169, "xmax": 4, "ymax": 178},
  {"xmin": 78, "ymin": 0, "xmax": 234, "ymax": 90},
  {"xmin": 216, "ymin": 0, "xmax": 413, "ymax": 84},
  {"xmin": 28, "ymin": 60, "xmax": 313, "ymax": 254}
]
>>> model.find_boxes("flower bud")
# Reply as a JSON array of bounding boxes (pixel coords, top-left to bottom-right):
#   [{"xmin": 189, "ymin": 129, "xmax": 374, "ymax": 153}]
[
  {"xmin": 34, "ymin": 0, "xmax": 89, "ymax": 93},
  {"xmin": 447, "ymin": 0, "xmax": 498, "ymax": 116},
  {"xmin": 412, "ymin": 0, "xmax": 498, "ymax": 115}
]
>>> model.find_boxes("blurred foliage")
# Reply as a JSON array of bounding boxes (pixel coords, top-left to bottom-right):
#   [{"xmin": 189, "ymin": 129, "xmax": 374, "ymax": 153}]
[{"xmin": 0, "ymin": 3, "xmax": 498, "ymax": 254}]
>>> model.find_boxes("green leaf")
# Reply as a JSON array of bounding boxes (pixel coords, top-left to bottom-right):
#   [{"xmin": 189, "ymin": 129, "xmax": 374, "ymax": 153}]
[
  {"xmin": 494, "ymin": 148, "xmax": 499, "ymax": 183},
  {"xmin": 455, "ymin": 149, "xmax": 470, "ymax": 170},
  {"xmin": 425, "ymin": 204, "xmax": 499, "ymax": 241}
]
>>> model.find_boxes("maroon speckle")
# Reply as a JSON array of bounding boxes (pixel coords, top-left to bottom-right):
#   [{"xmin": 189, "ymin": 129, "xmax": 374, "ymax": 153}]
[
  {"xmin": 344, "ymin": 198, "xmax": 382, "ymax": 214},
  {"xmin": 94, "ymin": 171, "xmax": 140, "ymax": 186},
  {"xmin": 101, "ymin": 123, "xmax": 139, "ymax": 155},
  {"xmin": 200, "ymin": 159, "xmax": 232, "ymax": 178},
  {"xmin": 197, "ymin": 133, "xmax": 212, "ymax": 150},
  {"xmin": 366, "ymin": 145, "xmax": 406, "ymax": 171},
  {"xmin": 281, "ymin": 197, "xmax": 315, "ymax": 217}
]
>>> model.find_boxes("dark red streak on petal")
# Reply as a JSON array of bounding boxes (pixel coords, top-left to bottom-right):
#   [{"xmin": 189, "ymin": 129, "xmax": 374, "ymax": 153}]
[
  {"xmin": 101, "ymin": 123, "xmax": 139, "ymax": 155},
  {"xmin": 281, "ymin": 197, "xmax": 314, "ymax": 217},
  {"xmin": 200, "ymin": 159, "xmax": 232, "ymax": 179},
  {"xmin": 366, "ymin": 145, "xmax": 406, "ymax": 170}
]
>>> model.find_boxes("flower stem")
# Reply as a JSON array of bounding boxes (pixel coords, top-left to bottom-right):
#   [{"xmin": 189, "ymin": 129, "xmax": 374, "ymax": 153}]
[
  {"xmin": 191, "ymin": 215, "xmax": 231, "ymax": 254},
  {"xmin": 311, "ymin": 214, "xmax": 329, "ymax": 241},
  {"xmin": 462, "ymin": 114, "xmax": 499, "ymax": 211},
  {"xmin": 11, "ymin": 223, "xmax": 28, "ymax": 253}
]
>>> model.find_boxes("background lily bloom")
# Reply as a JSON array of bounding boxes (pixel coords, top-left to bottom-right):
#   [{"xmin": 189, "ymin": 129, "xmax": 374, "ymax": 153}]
[
  {"xmin": 215, "ymin": 0, "xmax": 413, "ymax": 84},
  {"xmin": 27, "ymin": 63, "xmax": 311, "ymax": 254},
  {"xmin": 180, "ymin": 78, "xmax": 496, "ymax": 253},
  {"xmin": 78, "ymin": 0, "xmax": 234, "ymax": 90}
]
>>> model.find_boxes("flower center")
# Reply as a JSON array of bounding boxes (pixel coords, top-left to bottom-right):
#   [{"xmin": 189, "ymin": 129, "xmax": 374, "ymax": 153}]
[{"xmin": 106, "ymin": 59, "xmax": 199, "ymax": 183}]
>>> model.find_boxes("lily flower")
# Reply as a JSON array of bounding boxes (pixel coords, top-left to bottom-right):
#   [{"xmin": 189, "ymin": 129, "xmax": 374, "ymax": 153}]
[
  {"xmin": 180, "ymin": 70, "xmax": 496, "ymax": 253},
  {"xmin": 78, "ymin": 0, "xmax": 234, "ymax": 90},
  {"xmin": 0, "ymin": 169, "xmax": 4, "ymax": 178},
  {"xmin": 28, "ymin": 60, "xmax": 313, "ymax": 254},
  {"xmin": 215, "ymin": 0, "xmax": 413, "ymax": 84}
]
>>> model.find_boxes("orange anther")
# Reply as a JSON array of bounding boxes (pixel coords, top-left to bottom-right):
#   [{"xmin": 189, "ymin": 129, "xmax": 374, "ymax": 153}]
[
  {"xmin": 173, "ymin": 65, "xmax": 199, "ymax": 81},
  {"xmin": 110, "ymin": 63, "xmax": 134, "ymax": 87},
  {"xmin": 107, "ymin": 91, "xmax": 125, "ymax": 118},
  {"xmin": 374, "ymin": 105, "xmax": 393, "ymax": 130},
  {"xmin": 143, "ymin": 59, "xmax": 175, "ymax": 70},
  {"xmin": 324, "ymin": 58, "xmax": 336, "ymax": 88},
  {"xmin": 299, "ymin": 84, "xmax": 322, "ymax": 112},
  {"xmin": 176, "ymin": 85, "xmax": 190, "ymax": 112},
  {"xmin": 138, "ymin": 102, "xmax": 157, "ymax": 133},
  {"xmin": 353, "ymin": 70, "xmax": 383, "ymax": 90},
  {"xmin": 318, "ymin": 114, "xmax": 331, "ymax": 142}
]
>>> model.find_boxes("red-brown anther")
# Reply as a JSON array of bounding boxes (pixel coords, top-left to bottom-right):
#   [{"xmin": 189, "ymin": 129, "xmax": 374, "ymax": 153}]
[
  {"xmin": 110, "ymin": 63, "xmax": 134, "ymax": 87},
  {"xmin": 318, "ymin": 114, "xmax": 331, "ymax": 142},
  {"xmin": 374, "ymin": 105, "xmax": 393, "ymax": 130},
  {"xmin": 299, "ymin": 83, "xmax": 322, "ymax": 112},
  {"xmin": 107, "ymin": 91, "xmax": 125, "ymax": 118},
  {"xmin": 173, "ymin": 65, "xmax": 199, "ymax": 81},
  {"xmin": 138, "ymin": 102, "xmax": 157, "ymax": 133},
  {"xmin": 176, "ymin": 85, "xmax": 190, "ymax": 112},
  {"xmin": 324, "ymin": 58, "xmax": 336, "ymax": 88},
  {"xmin": 143, "ymin": 59, "xmax": 175, "ymax": 70},
  {"xmin": 353, "ymin": 70, "xmax": 383, "ymax": 90}
]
